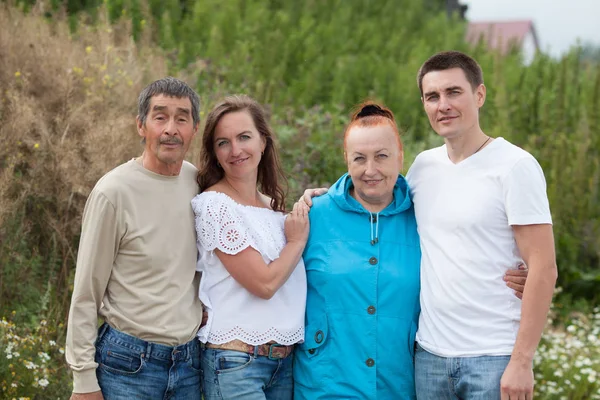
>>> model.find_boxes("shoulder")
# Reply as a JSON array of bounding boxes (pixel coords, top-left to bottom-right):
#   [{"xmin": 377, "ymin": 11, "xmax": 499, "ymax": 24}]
[
  {"xmin": 310, "ymin": 190, "xmax": 337, "ymax": 216},
  {"xmin": 491, "ymin": 138, "xmax": 542, "ymax": 175},
  {"xmin": 493, "ymin": 138, "xmax": 535, "ymax": 161},
  {"xmin": 180, "ymin": 160, "xmax": 198, "ymax": 178},
  {"xmin": 406, "ymin": 145, "xmax": 444, "ymax": 184},
  {"xmin": 92, "ymin": 160, "xmax": 137, "ymax": 199},
  {"xmin": 191, "ymin": 191, "xmax": 236, "ymax": 213},
  {"xmin": 410, "ymin": 145, "xmax": 444, "ymax": 169}
]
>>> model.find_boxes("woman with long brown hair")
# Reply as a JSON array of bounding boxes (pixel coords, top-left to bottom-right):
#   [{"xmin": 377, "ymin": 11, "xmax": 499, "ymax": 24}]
[{"xmin": 192, "ymin": 95, "xmax": 307, "ymax": 400}]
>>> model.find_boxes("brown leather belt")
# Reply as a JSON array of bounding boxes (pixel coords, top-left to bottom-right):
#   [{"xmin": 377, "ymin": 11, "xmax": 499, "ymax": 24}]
[{"xmin": 205, "ymin": 339, "xmax": 294, "ymax": 359}]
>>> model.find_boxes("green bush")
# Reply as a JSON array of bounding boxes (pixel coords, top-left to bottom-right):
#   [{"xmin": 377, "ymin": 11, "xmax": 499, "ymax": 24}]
[
  {"xmin": 0, "ymin": 313, "xmax": 72, "ymax": 399},
  {"xmin": 534, "ymin": 291, "xmax": 600, "ymax": 399}
]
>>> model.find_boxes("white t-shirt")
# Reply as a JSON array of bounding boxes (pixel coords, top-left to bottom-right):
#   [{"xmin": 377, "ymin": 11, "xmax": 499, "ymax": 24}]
[
  {"xmin": 191, "ymin": 191, "xmax": 306, "ymax": 346},
  {"xmin": 406, "ymin": 137, "xmax": 552, "ymax": 357}
]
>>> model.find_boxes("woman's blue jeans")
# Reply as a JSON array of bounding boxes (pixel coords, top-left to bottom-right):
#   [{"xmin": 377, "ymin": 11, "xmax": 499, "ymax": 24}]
[{"xmin": 202, "ymin": 347, "xmax": 293, "ymax": 400}]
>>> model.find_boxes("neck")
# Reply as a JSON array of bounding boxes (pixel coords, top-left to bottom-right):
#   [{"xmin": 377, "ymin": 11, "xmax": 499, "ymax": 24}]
[
  {"xmin": 224, "ymin": 176, "xmax": 262, "ymax": 207},
  {"xmin": 139, "ymin": 153, "xmax": 183, "ymax": 176},
  {"xmin": 350, "ymin": 188, "xmax": 392, "ymax": 213},
  {"xmin": 444, "ymin": 127, "xmax": 489, "ymax": 164}
]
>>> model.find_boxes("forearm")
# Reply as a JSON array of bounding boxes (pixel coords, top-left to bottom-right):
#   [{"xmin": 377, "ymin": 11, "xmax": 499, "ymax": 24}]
[
  {"xmin": 511, "ymin": 262, "xmax": 557, "ymax": 364},
  {"xmin": 260, "ymin": 240, "xmax": 306, "ymax": 297}
]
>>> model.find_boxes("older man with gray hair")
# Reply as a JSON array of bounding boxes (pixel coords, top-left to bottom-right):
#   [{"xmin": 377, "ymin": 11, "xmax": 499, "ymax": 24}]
[{"xmin": 66, "ymin": 77, "xmax": 203, "ymax": 400}]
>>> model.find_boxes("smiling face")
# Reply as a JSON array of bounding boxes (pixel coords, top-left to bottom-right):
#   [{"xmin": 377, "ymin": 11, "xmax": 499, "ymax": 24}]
[
  {"xmin": 137, "ymin": 94, "xmax": 198, "ymax": 175},
  {"xmin": 421, "ymin": 68, "xmax": 486, "ymax": 140},
  {"xmin": 345, "ymin": 124, "xmax": 403, "ymax": 212},
  {"xmin": 213, "ymin": 110, "xmax": 266, "ymax": 181}
]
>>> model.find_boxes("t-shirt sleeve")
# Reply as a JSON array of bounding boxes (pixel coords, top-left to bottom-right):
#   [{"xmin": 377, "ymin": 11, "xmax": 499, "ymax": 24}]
[
  {"xmin": 503, "ymin": 157, "xmax": 552, "ymax": 226},
  {"xmin": 191, "ymin": 194, "xmax": 257, "ymax": 255}
]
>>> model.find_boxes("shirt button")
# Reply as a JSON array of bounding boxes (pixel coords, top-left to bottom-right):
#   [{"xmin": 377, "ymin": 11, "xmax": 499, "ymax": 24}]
[
  {"xmin": 308, "ymin": 349, "xmax": 315, "ymax": 355},
  {"xmin": 369, "ymin": 257, "xmax": 378, "ymax": 265},
  {"xmin": 366, "ymin": 358, "xmax": 375, "ymax": 367},
  {"xmin": 367, "ymin": 306, "xmax": 376, "ymax": 315}
]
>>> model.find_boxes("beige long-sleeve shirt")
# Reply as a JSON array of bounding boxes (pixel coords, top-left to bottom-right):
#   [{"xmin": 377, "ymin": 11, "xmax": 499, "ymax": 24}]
[{"xmin": 66, "ymin": 159, "xmax": 203, "ymax": 393}]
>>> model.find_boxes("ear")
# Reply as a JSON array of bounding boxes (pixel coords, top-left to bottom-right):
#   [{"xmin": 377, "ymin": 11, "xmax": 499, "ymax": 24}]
[
  {"xmin": 476, "ymin": 84, "xmax": 486, "ymax": 108},
  {"xmin": 192, "ymin": 121, "xmax": 199, "ymax": 138},
  {"xmin": 136, "ymin": 116, "xmax": 145, "ymax": 138}
]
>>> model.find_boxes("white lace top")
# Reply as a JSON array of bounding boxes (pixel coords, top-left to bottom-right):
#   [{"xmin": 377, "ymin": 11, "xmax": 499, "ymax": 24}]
[{"xmin": 191, "ymin": 191, "xmax": 306, "ymax": 345}]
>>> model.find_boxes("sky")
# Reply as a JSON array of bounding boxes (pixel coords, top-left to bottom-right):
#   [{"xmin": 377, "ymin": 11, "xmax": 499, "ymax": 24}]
[{"xmin": 462, "ymin": 0, "xmax": 600, "ymax": 57}]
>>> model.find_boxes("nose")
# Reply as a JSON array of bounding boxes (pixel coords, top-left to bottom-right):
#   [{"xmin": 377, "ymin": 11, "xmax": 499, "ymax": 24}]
[
  {"xmin": 230, "ymin": 140, "xmax": 242, "ymax": 156},
  {"xmin": 164, "ymin": 117, "xmax": 178, "ymax": 135},
  {"xmin": 365, "ymin": 159, "xmax": 377, "ymax": 176},
  {"xmin": 438, "ymin": 95, "xmax": 451, "ymax": 112}
]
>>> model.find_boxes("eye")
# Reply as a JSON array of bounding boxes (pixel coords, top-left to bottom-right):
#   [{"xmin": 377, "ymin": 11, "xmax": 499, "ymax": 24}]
[
  {"xmin": 353, "ymin": 156, "xmax": 365, "ymax": 162},
  {"xmin": 155, "ymin": 115, "xmax": 165, "ymax": 121},
  {"xmin": 240, "ymin": 134, "xmax": 251, "ymax": 140},
  {"xmin": 178, "ymin": 117, "xmax": 188, "ymax": 123},
  {"xmin": 216, "ymin": 140, "xmax": 228, "ymax": 147},
  {"xmin": 426, "ymin": 94, "xmax": 439, "ymax": 101},
  {"xmin": 377, "ymin": 154, "xmax": 388, "ymax": 159}
]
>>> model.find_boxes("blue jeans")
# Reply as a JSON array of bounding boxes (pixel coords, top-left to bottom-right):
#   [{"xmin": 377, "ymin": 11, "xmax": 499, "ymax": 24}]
[
  {"xmin": 95, "ymin": 323, "xmax": 202, "ymax": 400},
  {"xmin": 414, "ymin": 343, "xmax": 511, "ymax": 400},
  {"xmin": 202, "ymin": 347, "xmax": 293, "ymax": 400}
]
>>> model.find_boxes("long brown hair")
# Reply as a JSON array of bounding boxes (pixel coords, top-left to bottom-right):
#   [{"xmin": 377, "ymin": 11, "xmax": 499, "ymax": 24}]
[{"xmin": 196, "ymin": 95, "xmax": 287, "ymax": 212}]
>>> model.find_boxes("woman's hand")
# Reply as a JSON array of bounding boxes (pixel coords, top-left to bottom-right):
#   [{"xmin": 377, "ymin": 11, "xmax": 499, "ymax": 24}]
[{"xmin": 285, "ymin": 201, "xmax": 310, "ymax": 244}]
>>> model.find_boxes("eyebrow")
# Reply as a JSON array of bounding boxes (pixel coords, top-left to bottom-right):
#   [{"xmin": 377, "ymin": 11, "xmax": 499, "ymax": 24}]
[
  {"xmin": 424, "ymin": 86, "xmax": 464, "ymax": 98},
  {"xmin": 351, "ymin": 149, "xmax": 388, "ymax": 155},
  {"xmin": 214, "ymin": 130, "xmax": 253, "ymax": 142},
  {"xmin": 151, "ymin": 105, "xmax": 191, "ymax": 115}
]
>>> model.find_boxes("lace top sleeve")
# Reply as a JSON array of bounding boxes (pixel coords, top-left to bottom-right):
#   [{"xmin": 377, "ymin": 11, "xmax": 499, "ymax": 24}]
[{"xmin": 191, "ymin": 192, "xmax": 258, "ymax": 255}]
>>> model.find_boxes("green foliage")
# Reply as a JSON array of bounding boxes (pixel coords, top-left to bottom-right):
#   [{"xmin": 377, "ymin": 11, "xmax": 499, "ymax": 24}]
[
  {"xmin": 1, "ymin": 1, "xmax": 599, "ymax": 398},
  {"xmin": 534, "ymin": 290, "xmax": 600, "ymax": 399},
  {"xmin": 0, "ymin": 314, "xmax": 72, "ymax": 398}
]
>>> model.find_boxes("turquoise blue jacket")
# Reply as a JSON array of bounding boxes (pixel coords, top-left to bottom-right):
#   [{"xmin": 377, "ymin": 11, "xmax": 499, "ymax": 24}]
[{"xmin": 294, "ymin": 173, "xmax": 421, "ymax": 399}]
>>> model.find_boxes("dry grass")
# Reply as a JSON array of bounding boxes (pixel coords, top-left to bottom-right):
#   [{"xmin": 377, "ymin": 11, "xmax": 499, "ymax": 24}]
[{"xmin": 0, "ymin": 2, "xmax": 174, "ymax": 310}]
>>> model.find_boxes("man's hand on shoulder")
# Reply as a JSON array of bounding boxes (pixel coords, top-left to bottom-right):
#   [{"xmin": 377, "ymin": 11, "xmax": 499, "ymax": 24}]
[
  {"xmin": 70, "ymin": 391, "xmax": 104, "ymax": 400},
  {"xmin": 500, "ymin": 358, "xmax": 534, "ymax": 400},
  {"xmin": 299, "ymin": 188, "xmax": 328, "ymax": 207}
]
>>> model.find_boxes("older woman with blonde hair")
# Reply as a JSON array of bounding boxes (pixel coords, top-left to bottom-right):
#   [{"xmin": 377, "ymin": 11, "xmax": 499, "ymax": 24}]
[{"xmin": 192, "ymin": 95, "xmax": 308, "ymax": 400}]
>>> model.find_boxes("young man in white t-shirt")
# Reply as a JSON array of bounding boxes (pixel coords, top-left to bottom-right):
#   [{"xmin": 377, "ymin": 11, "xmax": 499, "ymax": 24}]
[{"xmin": 407, "ymin": 51, "xmax": 557, "ymax": 400}]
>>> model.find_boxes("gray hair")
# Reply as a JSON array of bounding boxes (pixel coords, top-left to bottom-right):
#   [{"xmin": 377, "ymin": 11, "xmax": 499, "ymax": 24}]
[{"xmin": 137, "ymin": 77, "xmax": 200, "ymax": 127}]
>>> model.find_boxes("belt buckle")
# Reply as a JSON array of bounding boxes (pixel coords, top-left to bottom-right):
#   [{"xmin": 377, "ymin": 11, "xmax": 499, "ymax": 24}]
[{"xmin": 267, "ymin": 343, "xmax": 286, "ymax": 360}]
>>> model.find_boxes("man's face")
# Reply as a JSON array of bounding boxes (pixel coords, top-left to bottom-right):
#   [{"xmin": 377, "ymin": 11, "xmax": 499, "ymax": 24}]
[
  {"xmin": 136, "ymin": 94, "xmax": 198, "ymax": 175},
  {"xmin": 421, "ymin": 68, "xmax": 486, "ymax": 139}
]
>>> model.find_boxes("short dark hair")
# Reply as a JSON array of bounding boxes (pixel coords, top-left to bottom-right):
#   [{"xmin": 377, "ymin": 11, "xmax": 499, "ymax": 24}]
[
  {"xmin": 137, "ymin": 77, "xmax": 200, "ymax": 127},
  {"xmin": 196, "ymin": 95, "xmax": 287, "ymax": 212},
  {"xmin": 417, "ymin": 51, "xmax": 484, "ymax": 95}
]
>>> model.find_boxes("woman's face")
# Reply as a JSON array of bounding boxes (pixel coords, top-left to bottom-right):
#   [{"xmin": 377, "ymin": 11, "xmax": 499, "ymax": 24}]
[
  {"xmin": 345, "ymin": 124, "xmax": 403, "ymax": 211},
  {"xmin": 213, "ymin": 110, "xmax": 266, "ymax": 181}
]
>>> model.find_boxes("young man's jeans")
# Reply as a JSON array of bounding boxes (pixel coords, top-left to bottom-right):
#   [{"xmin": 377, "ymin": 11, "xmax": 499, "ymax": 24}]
[
  {"xmin": 95, "ymin": 323, "xmax": 202, "ymax": 400},
  {"xmin": 202, "ymin": 347, "xmax": 293, "ymax": 400},
  {"xmin": 415, "ymin": 343, "xmax": 511, "ymax": 400}
]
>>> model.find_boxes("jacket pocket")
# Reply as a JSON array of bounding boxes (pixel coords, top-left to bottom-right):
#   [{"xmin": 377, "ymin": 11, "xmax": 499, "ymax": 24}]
[{"xmin": 298, "ymin": 314, "xmax": 328, "ymax": 358}]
